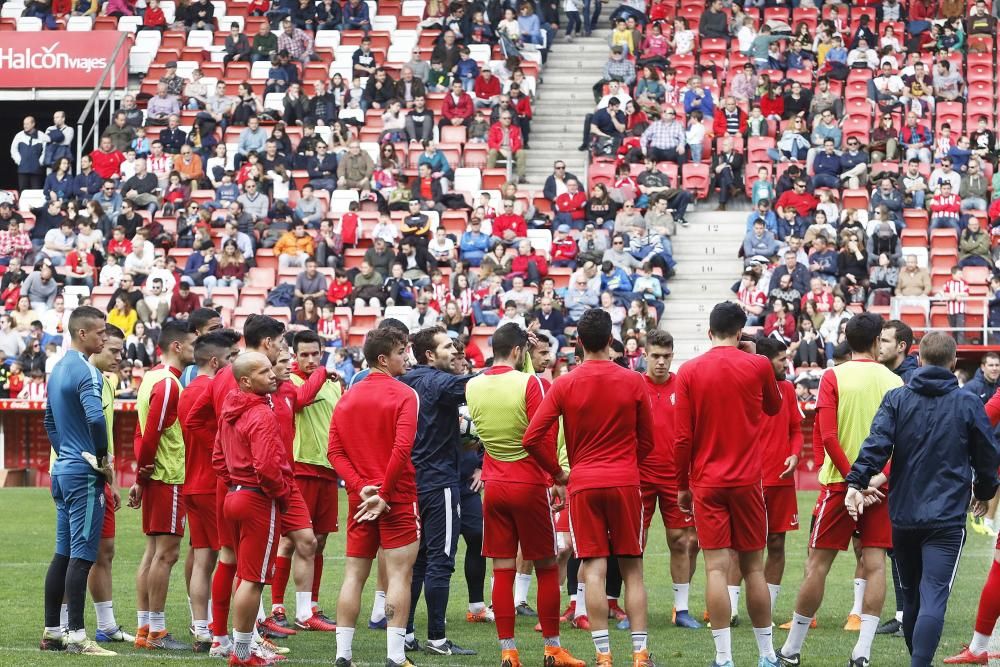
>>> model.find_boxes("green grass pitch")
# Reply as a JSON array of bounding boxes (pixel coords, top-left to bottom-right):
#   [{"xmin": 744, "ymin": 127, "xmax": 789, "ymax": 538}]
[{"xmin": 0, "ymin": 487, "xmax": 994, "ymax": 666}]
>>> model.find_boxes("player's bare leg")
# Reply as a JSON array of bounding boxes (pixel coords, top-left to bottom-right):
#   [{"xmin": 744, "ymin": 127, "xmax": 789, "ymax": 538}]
[
  {"xmin": 231, "ymin": 579, "xmax": 265, "ymax": 664},
  {"xmin": 725, "ymin": 551, "xmax": 741, "ymax": 627},
  {"xmin": 314, "ymin": 532, "xmax": 330, "ymax": 612},
  {"xmin": 779, "ymin": 547, "xmax": 839, "ymax": 662},
  {"xmin": 618, "ymin": 556, "xmax": 654, "ymax": 666},
  {"xmin": 135, "ymin": 538, "xmax": 155, "ymax": 646},
  {"xmin": 270, "ymin": 528, "xmax": 318, "ymax": 629},
  {"xmin": 370, "ymin": 550, "xmax": 390, "ymax": 629},
  {"xmin": 945, "ymin": 547, "xmax": 1000, "ymax": 664},
  {"xmin": 704, "ymin": 548, "xmax": 737, "ymax": 665},
  {"xmin": 335, "ymin": 555, "xmax": 374, "ymax": 667},
  {"xmin": 738, "ymin": 549, "xmax": 777, "ymax": 665},
  {"xmin": 185, "ymin": 547, "xmax": 194, "ymax": 628},
  {"xmin": 189, "ymin": 545, "xmax": 218, "ymax": 649},
  {"xmin": 764, "ymin": 533, "xmax": 786, "ymax": 616},
  {"xmin": 579, "ymin": 557, "xmax": 615, "ymax": 664},
  {"xmin": 89, "ymin": 537, "xmax": 131, "ymax": 643},
  {"xmin": 667, "ymin": 527, "xmax": 701, "ymax": 628},
  {"xmin": 144, "ymin": 534, "xmax": 186, "ymax": 649}
]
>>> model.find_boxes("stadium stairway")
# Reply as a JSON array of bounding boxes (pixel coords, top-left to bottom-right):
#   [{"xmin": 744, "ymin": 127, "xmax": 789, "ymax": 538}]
[
  {"xmin": 664, "ymin": 211, "xmax": 746, "ymax": 365},
  {"xmin": 522, "ymin": 30, "xmax": 612, "ymax": 188}
]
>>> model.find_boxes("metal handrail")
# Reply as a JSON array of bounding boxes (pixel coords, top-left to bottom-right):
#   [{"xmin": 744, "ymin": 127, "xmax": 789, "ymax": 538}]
[{"xmin": 75, "ymin": 32, "xmax": 132, "ymax": 167}]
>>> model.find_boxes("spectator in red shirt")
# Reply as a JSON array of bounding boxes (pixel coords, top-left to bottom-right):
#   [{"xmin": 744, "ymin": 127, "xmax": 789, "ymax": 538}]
[
  {"xmin": 170, "ymin": 282, "xmax": 201, "ymax": 320},
  {"xmin": 89, "ymin": 136, "xmax": 126, "ymax": 180},
  {"xmin": 509, "ymin": 240, "xmax": 548, "ymax": 286},
  {"xmin": 326, "ymin": 269, "xmax": 353, "ymax": 307},
  {"xmin": 473, "ymin": 69, "xmax": 502, "ymax": 109},
  {"xmin": 774, "ymin": 178, "xmax": 818, "ymax": 239},
  {"xmin": 800, "ymin": 277, "xmax": 834, "ymax": 314},
  {"xmin": 553, "ymin": 178, "xmax": 588, "ymax": 230},
  {"xmin": 492, "ymin": 199, "xmax": 528, "ymax": 247},
  {"xmin": 551, "ymin": 224, "xmax": 579, "ymax": 268},
  {"xmin": 107, "ymin": 226, "xmax": 133, "ymax": 259},
  {"xmin": 440, "ymin": 80, "xmax": 474, "ymax": 129},
  {"xmin": 487, "ymin": 111, "xmax": 527, "ymax": 182},
  {"xmin": 65, "ymin": 240, "xmax": 96, "ymax": 289}
]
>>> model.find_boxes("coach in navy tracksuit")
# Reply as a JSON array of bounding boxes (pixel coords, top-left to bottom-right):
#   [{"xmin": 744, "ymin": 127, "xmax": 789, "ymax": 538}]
[
  {"xmin": 846, "ymin": 332, "xmax": 1000, "ymax": 667},
  {"xmin": 400, "ymin": 328, "xmax": 478, "ymax": 657}
]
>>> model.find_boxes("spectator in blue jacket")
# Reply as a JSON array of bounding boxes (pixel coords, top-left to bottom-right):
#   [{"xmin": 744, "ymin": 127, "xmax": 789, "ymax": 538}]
[
  {"xmin": 846, "ymin": 332, "xmax": 999, "ymax": 667},
  {"xmin": 811, "ymin": 139, "xmax": 842, "ymax": 190},
  {"xmin": 964, "ymin": 351, "xmax": 1000, "ymax": 404},
  {"xmin": 71, "ymin": 155, "xmax": 104, "ymax": 202},
  {"xmin": 682, "ymin": 75, "xmax": 714, "ymax": 117},
  {"xmin": 340, "ymin": 0, "xmax": 370, "ymax": 31},
  {"xmin": 459, "ymin": 219, "xmax": 490, "ymax": 266}
]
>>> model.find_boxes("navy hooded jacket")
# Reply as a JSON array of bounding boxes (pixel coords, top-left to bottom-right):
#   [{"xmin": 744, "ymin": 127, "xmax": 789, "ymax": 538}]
[
  {"xmin": 399, "ymin": 365, "xmax": 476, "ymax": 493},
  {"xmin": 964, "ymin": 367, "xmax": 999, "ymax": 405},
  {"xmin": 846, "ymin": 365, "xmax": 1000, "ymax": 530},
  {"xmin": 891, "ymin": 354, "xmax": 918, "ymax": 383}
]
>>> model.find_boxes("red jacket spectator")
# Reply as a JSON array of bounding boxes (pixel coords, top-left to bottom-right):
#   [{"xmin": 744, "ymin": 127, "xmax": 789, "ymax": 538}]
[
  {"xmin": 510, "ymin": 93, "xmax": 532, "ymax": 120},
  {"xmin": 511, "ymin": 250, "xmax": 549, "ymax": 279},
  {"xmin": 801, "ymin": 289, "xmax": 834, "ymax": 313},
  {"xmin": 551, "ymin": 236, "xmax": 578, "ymax": 263},
  {"xmin": 554, "ymin": 191, "xmax": 587, "ymax": 221},
  {"xmin": 493, "ymin": 212, "xmax": 527, "ymax": 238},
  {"xmin": 473, "ymin": 74, "xmax": 501, "ymax": 102},
  {"xmin": 170, "ymin": 288, "xmax": 201, "ymax": 318},
  {"xmin": 442, "ymin": 90, "xmax": 474, "ymax": 122},
  {"xmin": 90, "ymin": 148, "xmax": 126, "ymax": 180},
  {"xmin": 66, "ymin": 249, "xmax": 96, "ymax": 281},
  {"xmin": 107, "ymin": 236, "xmax": 132, "ymax": 258},
  {"xmin": 763, "ymin": 311, "xmax": 796, "ymax": 340},
  {"xmin": 775, "ymin": 189, "xmax": 819, "ymax": 217},
  {"xmin": 712, "ymin": 107, "xmax": 748, "ymax": 136},
  {"xmin": 760, "ymin": 95, "xmax": 784, "ymax": 119},
  {"xmin": 487, "ymin": 122, "xmax": 524, "ymax": 154},
  {"xmin": 327, "ymin": 277, "xmax": 353, "ymax": 305}
]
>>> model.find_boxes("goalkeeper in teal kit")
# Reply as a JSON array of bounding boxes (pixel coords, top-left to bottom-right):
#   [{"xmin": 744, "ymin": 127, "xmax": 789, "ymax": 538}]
[{"xmin": 39, "ymin": 306, "xmax": 116, "ymax": 656}]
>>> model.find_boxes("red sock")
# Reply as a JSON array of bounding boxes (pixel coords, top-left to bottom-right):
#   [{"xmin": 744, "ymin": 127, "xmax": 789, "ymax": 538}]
[
  {"xmin": 536, "ymin": 565, "xmax": 560, "ymax": 638},
  {"xmin": 211, "ymin": 561, "xmax": 237, "ymax": 638},
  {"xmin": 271, "ymin": 556, "xmax": 291, "ymax": 607},
  {"xmin": 975, "ymin": 559, "xmax": 1000, "ymax": 635},
  {"xmin": 492, "ymin": 567, "xmax": 516, "ymax": 641},
  {"xmin": 311, "ymin": 554, "xmax": 323, "ymax": 605}
]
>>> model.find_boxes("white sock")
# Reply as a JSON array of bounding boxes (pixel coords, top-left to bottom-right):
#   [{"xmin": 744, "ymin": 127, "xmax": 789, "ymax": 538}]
[
  {"xmin": 252, "ymin": 624, "xmax": 262, "ymax": 642},
  {"xmin": 852, "ymin": 614, "xmax": 879, "ymax": 660},
  {"xmin": 673, "ymin": 583, "xmax": 690, "ymax": 612},
  {"xmin": 728, "ymin": 585, "xmax": 740, "ymax": 617},
  {"xmin": 712, "ymin": 627, "xmax": 732, "ymax": 663},
  {"xmin": 371, "ymin": 590, "xmax": 387, "ymax": 623},
  {"xmin": 781, "ymin": 612, "xmax": 814, "ymax": 655},
  {"xmin": 387, "ymin": 626, "xmax": 406, "ymax": 663},
  {"xmin": 207, "ymin": 599, "xmax": 213, "ymax": 625},
  {"xmin": 895, "ymin": 609, "xmax": 903, "ymax": 623},
  {"xmin": 850, "ymin": 578, "xmax": 866, "ymax": 616},
  {"xmin": 148, "ymin": 611, "xmax": 166, "ymax": 633},
  {"xmin": 44, "ymin": 626, "xmax": 63, "ymax": 638},
  {"xmin": 194, "ymin": 620, "xmax": 209, "ymax": 638},
  {"xmin": 469, "ymin": 601, "xmax": 486, "ymax": 613},
  {"xmin": 335, "ymin": 626, "xmax": 355, "ymax": 661},
  {"xmin": 213, "ymin": 632, "xmax": 231, "ymax": 646},
  {"xmin": 405, "ymin": 631, "xmax": 415, "ymax": 643},
  {"xmin": 592, "ymin": 629, "xmax": 610, "ymax": 654},
  {"xmin": 767, "ymin": 583, "xmax": 781, "ymax": 615},
  {"xmin": 137, "ymin": 610, "xmax": 149, "ymax": 629},
  {"xmin": 68, "ymin": 628, "xmax": 86, "ymax": 643},
  {"xmin": 233, "ymin": 630, "xmax": 253, "ymax": 661},
  {"xmin": 428, "ymin": 638, "xmax": 447, "ymax": 648},
  {"xmin": 514, "ymin": 573, "xmax": 532, "ymax": 606},
  {"xmin": 574, "ymin": 584, "xmax": 587, "ymax": 618},
  {"xmin": 970, "ymin": 631, "xmax": 992, "ymax": 655},
  {"xmin": 271, "ymin": 603, "xmax": 284, "ymax": 613},
  {"xmin": 296, "ymin": 591, "xmax": 313, "ymax": 623},
  {"xmin": 754, "ymin": 626, "xmax": 776, "ymax": 660},
  {"xmin": 94, "ymin": 600, "xmax": 117, "ymax": 632},
  {"xmin": 631, "ymin": 631, "xmax": 648, "ymax": 652},
  {"xmin": 257, "ymin": 599, "xmax": 266, "ymax": 623},
  {"xmin": 60, "ymin": 604, "xmax": 68, "ymax": 629}
]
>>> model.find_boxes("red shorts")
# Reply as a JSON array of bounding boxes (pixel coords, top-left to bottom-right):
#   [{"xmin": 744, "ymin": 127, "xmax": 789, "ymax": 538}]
[
  {"xmin": 295, "ymin": 476, "xmax": 339, "ymax": 534},
  {"xmin": 141, "ymin": 480, "xmax": 186, "ymax": 537},
  {"xmin": 763, "ymin": 485, "xmax": 800, "ymax": 534},
  {"xmin": 101, "ymin": 485, "xmax": 116, "ymax": 539},
  {"xmin": 641, "ymin": 482, "xmax": 694, "ymax": 533},
  {"xmin": 810, "ymin": 484, "xmax": 892, "ymax": 551},
  {"xmin": 692, "ymin": 483, "xmax": 767, "ymax": 551},
  {"xmin": 279, "ymin": 484, "xmax": 313, "ymax": 536},
  {"xmin": 216, "ymin": 479, "xmax": 236, "ymax": 549},
  {"xmin": 482, "ymin": 482, "xmax": 557, "ymax": 561},
  {"xmin": 568, "ymin": 486, "xmax": 644, "ymax": 559},
  {"xmin": 186, "ymin": 492, "xmax": 220, "ymax": 550},
  {"xmin": 554, "ymin": 509, "xmax": 570, "ymax": 533},
  {"xmin": 224, "ymin": 488, "xmax": 280, "ymax": 584},
  {"xmin": 345, "ymin": 494, "xmax": 421, "ymax": 559}
]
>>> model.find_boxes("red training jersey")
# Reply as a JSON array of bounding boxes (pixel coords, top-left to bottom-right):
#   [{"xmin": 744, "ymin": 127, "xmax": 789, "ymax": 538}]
[
  {"xmin": 178, "ymin": 373, "xmax": 217, "ymax": 495},
  {"xmin": 217, "ymin": 389, "xmax": 291, "ymax": 504},
  {"xmin": 758, "ymin": 380, "xmax": 803, "ymax": 488},
  {"xmin": 639, "ymin": 372, "xmax": 677, "ymax": 487},
  {"xmin": 523, "ymin": 359, "xmax": 654, "ymax": 494},
  {"xmin": 674, "ymin": 346, "xmax": 782, "ymax": 490},
  {"xmin": 327, "ymin": 371, "xmax": 419, "ymax": 504}
]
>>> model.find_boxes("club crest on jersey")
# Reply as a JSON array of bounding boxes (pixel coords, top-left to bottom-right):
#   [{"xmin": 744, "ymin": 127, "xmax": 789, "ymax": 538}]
[{"xmin": 670, "ymin": 393, "xmax": 676, "ymax": 405}]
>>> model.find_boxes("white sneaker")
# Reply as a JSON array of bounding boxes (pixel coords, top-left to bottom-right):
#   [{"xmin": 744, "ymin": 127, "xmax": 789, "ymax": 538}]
[{"xmin": 209, "ymin": 640, "xmax": 232, "ymax": 658}]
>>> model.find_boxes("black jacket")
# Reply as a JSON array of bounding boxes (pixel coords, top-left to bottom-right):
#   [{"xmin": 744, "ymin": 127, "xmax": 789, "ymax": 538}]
[
  {"xmin": 399, "ymin": 365, "xmax": 476, "ymax": 492},
  {"xmin": 964, "ymin": 367, "xmax": 999, "ymax": 404},
  {"xmin": 891, "ymin": 354, "xmax": 919, "ymax": 383},
  {"xmin": 846, "ymin": 366, "xmax": 1000, "ymax": 529}
]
